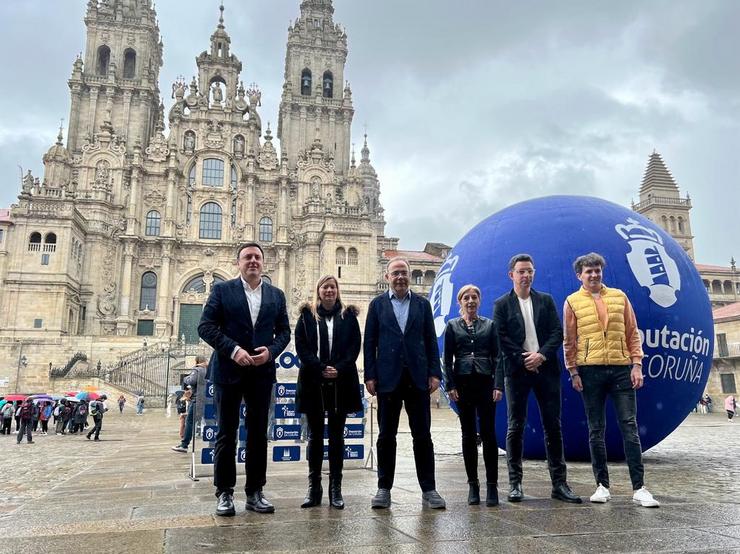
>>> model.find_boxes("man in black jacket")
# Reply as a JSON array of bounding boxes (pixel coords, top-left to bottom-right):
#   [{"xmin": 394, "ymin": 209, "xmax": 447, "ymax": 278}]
[
  {"xmin": 86, "ymin": 395, "xmax": 108, "ymax": 441},
  {"xmin": 493, "ymin": 253, "xmax": 581, "ymax": 504},
  {"xmin": 198, "ymin": 242, "xmax": 290, "ymax": 516},
  {"xmin": 171, "ymin": 355, "xmax": 208, "ymax": 453}
]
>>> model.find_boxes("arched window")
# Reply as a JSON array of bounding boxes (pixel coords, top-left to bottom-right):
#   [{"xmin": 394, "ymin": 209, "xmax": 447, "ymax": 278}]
[
  {"xmin": 182, "ymin": 275, "xmax": 206, "ymax": 294},
  {"xmin": 678, "ymin": 217, "xmax": 685, "ymax": 233},
  {"xmin": 123, "ymin": 48, "xmax": 136, "ymax": 79},
  {"xmin": 28, "ymin": 232, "xmax": 42, "ymax": 252},
  {"xmin": 669, "ymin": 216, "xmax": 676, "ymax": 232},
  {"xmin": 336, "ymin": 247, "xmax": 346, "ymax": 265},
  {"xmin": 139, "ymin": 271, "xmax": 157, "ymax": 311},
  {"xmin": 259, "ymin": 217, "xmax": 273, "ymax": 242},
  {"xmin": 724, "ymin": 280, "xmax": 733, "ymax": 295},
  {"xmin": 145, "ymin": 210, "xmax": 161, "ymax": 236},
  {"xmin": 661, "ymin": 215, "xmax": 668, "ymax": 231},
  {"xmin": 347, "ymin": 247, "xmax": 358, "ymax": 266},
  {"xmin": 262, "ymin": 275, "xmax": 272, "ymax": 285},
  {"xmin": 301, "ymin": 68, "xmax": 312, "ymax": 96},
  {"xmin": 199, "ymin": 202, "xmax": 222, "ymax": 239},
  {"xmin": 702, "ymin": 280, "xmax": 710, "ymax": 292},
  {"xmin": 233, "ymin": 135, "xmax": 245, "ymax": 157},
  {"xmin": 322, "ymin": 70, "xmax": 333, "ymax": 98},
  {"xmin": 188, "ymin": 165, "xmax": 196, "ymax": 187},
  {"xmin": 424, "ymin": 270, "xmax": 436, "ymax": 285},
  {"xmin": 712, "ymin": 280, "xmax": 723, "ymax": 294},
  {"xmin": 412, "ymin": 269, "xmax": 423, "ymax": 285},
  {"xmin": 97, "ymin": 45, "xmax": 111, "ymax": 76},
  {"xmin": 44, "ymin": 232, "xmax": 57, "ymax": 253},
  {"xmin": 202, "ymin": 158, "xmax": 225, "ymax": 186}
]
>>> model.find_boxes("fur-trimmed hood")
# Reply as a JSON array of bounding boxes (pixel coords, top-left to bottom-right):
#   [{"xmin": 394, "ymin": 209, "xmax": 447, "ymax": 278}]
[{"xmin": 299, "ymin": 302, "xmax": 360, "ymax": 318}]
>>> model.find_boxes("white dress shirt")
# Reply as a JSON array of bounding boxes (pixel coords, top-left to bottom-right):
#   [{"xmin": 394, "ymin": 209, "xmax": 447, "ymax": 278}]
[
  {"xmin": 231, "ymin": 277, "xmax": 263, "ymax": 360},
  {"xmin": 518, "ymin": 295, "xmax": 540, "ymax": 353}
]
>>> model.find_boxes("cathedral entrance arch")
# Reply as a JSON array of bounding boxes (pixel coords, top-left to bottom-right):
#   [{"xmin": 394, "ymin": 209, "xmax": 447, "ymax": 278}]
[{"xmin": 177, "ymin": 273, "xmax": 227, "ymax": 344}]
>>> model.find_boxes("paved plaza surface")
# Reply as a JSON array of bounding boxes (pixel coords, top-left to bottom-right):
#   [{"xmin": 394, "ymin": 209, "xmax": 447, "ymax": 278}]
[{"xmin": 0, "ymin": 406, "xmax": 738, "ymax": 553}]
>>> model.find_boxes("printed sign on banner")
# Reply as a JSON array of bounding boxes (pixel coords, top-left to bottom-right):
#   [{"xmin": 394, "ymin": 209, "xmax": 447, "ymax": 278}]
[
  {"xmin": 205, "ymin": 382, "xmax": 214, "ymax": 399},
  {"xmin": 240, "ymin": 404, "xmax": 247, "ymax": 419},
  {"xmin": 204, "ymin": 403, "xmax": 217, "ymax": 421},
  {"xmin": 238, "ymin": 447, "xmax": 246, "ymax": 463},
  {"xmin": 346, "ymin": 410, "xmax": 364, "ymax": 419},
  {"xmin": 273, "ymin": 446, "xmax": 301, "ymax": 462},
  {"xmin": 274, "ymin": 403, "xmax": 298, "ymax": 419},
  {"xmin": 323, "ymin": 423, "xmax": 364, "ymax": 439},
  {"xmin": 202, "ymin": 425, "xmax": 218, "ymax": 443},
  {"xmin": 275, "ymin": 383, "xmax": 297, "ymax": 398},
  {"xmin": 323, "ymin": 444, "xmax": 364, "ymax": 460},
  {"xmin": 273, "ymin": 424, "xmax": 301, "ymax": 441},
  {"xmin": 201, "ymin": 448, "xmax": 215, "ymax": 465}
]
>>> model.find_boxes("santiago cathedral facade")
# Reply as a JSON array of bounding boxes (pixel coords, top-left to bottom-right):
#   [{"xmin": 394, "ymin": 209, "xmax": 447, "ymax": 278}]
[{"xmin": 0, "ymin": 0, "xmax": 446, "ymax": 359}]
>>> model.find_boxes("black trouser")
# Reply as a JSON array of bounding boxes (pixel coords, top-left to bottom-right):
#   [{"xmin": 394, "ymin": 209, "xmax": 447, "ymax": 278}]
[
  {"xmin": 87, "ymin": 416, "xmax": 103, "ymax": 439},
  {"xmin": 17, "ymin": 419, "xmax": 32, "ymax": 443},
  {"xmin": 377, "ymin": 372, "xmax": 436, "ymax": 492},
  {"xmin": 505, "ymin": 370, "xmax": 567, "ymax": 486},
  {"xmin": 41, "ymin": 420, "xmax": 49, "ymax": 433},
  {"xmin": 306, "ymin": 409, "xmax": 347, "ymax": 482},
  {"xmin": 579, "ymin": 365, "xmax": 644, "ymax": 490},
  {"xmin": 456, "ymin": 373, "xmax": 498, "ymax": 485},
  {"xmin": 3, "ymin": 417, "xmax": 12, "ymax": 435},
  {"xmin": 214, "ymin": 376, "xmax": 273, "ymax": 496}
]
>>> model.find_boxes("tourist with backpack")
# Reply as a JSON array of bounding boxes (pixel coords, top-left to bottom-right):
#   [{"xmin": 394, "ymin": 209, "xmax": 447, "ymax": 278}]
[
  {"xmin": 71, "ymin": 401, "xmax": 88, "ymax": 434},
  {"xmin": 17, "ymin": 398, "xmax": 34, "ymax": 444},
  {"xmin": 57, "ymin": 400, "xmax": 73, "ymax": 435},
  {"xmin": 39, "ymin": 402, "xmax": 52, "ymax": 435},
  {"xmin": 86, "ymin": 395, "xmax": 108, "ymax": 441},
  {"xmin": 1, "ymin": 401, "xmax": 14, "ymax": 434}
]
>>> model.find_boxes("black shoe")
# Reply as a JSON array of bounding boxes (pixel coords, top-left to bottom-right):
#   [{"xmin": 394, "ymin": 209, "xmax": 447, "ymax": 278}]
[
  {"xmin": 301, "ymin": 482, "xmax": 323, "ymax": 508},
  {"xmin": 329, "ymin": 477, "xmax": 344, "ymax": 509},
  {"xmin": 508, "ymin": 483, "xmax": 523, "ymax": 503},
  {"xmin": 86, "ymin": 435, "xmax": 91, "ymax": 440},
  {"xmin": 486, "ymin": 484, "xmax": 499, "ymax": 507},
  {"xmin": 246, "ymin": 491, "xmax": 275, "ymax": 514},
  {"xmin": 551, "ymin": 482, "xmax": 582, "ymax": 504},
  {"xmin": 216, "ymin": 492, "xmax": 235, "ymax": 517},
  {"xmin": 93, "ymin": 438, "xmax": 100, "ymax": 441},
  {"xmin": 467, "ymin": 481, "xmax": 480, "ymax": 505},
  {"xmin": 371, "ymin": 488, "xmax": 391, "ymax": 509}
]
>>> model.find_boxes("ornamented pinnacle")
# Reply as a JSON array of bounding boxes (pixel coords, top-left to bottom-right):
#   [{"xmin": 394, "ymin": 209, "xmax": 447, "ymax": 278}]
[
  {"xmin": 218, "ymin": 3, "xmax": 225, "ymax": 28},
  {"xmin": 57, "ymin": 119, "xmax": 65, "ymax": 145}
]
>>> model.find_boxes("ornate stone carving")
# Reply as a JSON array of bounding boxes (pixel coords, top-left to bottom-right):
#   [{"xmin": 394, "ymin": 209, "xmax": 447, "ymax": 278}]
[
  {"xmin": 205, "ymin": 120, "xmax": 225, "ymax": 149},
  {"xmin": 256, "ymin": 194, "xmax": 277, "ymax": 215},
  {"xmin": 145, "ymin": 133, "xmax": 169, "ymax": 162},
  {"xmin": 94, "ymin": 160, "xmax": 111, "ymax": 190},
  {"xmin": 258, "ymin": 126, "xmax": 279, "ymax": 171},
  {"xmin": 143, "ymin": 188, "xmax": 166, "ymax": 207},
  {"xmin": 97, "ymin": 281, "xmax": 117, "ymax": 317}
]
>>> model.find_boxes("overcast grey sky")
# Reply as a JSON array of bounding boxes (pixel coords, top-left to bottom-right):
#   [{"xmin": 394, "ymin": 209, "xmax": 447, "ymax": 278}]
[{"xmin": 1, "ymin": 0, "xmax": 737, "ymax": 265}]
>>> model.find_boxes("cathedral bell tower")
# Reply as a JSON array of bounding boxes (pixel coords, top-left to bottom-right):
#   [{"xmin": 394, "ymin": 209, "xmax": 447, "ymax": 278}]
[
  {"xmin": 66, "ymin": 0, "xmax": 163, "ymax": 153},
  {"xmin": 278, "ymin": 0, "xmax": 354, "ymax": 173}
]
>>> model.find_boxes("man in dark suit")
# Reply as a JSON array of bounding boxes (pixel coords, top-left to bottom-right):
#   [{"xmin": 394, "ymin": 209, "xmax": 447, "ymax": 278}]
[
  {"xmin": 364, "ymin": 256, "xmax": 446, "ymax": 509},
  {"xmin": 198, "ymin": 242, "xmax": 291, "ymax": 516},
  {"xmin": 493, "ymin": 253, "xmax": 581, "ymax": 504}
]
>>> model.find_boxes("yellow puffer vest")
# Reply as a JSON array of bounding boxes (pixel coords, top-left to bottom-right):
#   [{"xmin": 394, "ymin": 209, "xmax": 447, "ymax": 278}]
[{"xmin": 566, "ymin": 285, "xmax": 630, "ymax": 366}]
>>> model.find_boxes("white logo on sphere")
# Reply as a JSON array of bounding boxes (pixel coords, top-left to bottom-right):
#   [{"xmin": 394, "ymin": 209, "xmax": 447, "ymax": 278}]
[
  {"xmin": 615, "ymin": 218, "xmax": 681, "ymax": 308},
  {"xmin": 431, "ymin": 255, "xmax": 459, "ymax": 337}
]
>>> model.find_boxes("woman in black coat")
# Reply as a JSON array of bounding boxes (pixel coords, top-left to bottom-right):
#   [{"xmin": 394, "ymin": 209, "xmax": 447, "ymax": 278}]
[
  {"xmin": 295, "ymin": 274, "xmax": 362, "ymax": 510},
  {"xmin": 443, "ymin": 284, "xmax": 503, "ymax": 507}
]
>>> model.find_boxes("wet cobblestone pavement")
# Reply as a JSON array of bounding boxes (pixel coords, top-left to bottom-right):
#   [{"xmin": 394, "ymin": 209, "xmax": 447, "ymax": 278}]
[{"xmin": 0, "ymin": 408, "xmax": 738, "ymax": 553}]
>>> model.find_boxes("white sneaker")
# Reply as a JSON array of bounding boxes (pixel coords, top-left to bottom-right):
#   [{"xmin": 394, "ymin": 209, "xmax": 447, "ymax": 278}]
[
  {"xmin": 590, "ymin": 484, "xmax": 611, "ymax": 503},
  {"xmin": 633, "ymin": 487, "xmax": 660, "ymax": 507}
]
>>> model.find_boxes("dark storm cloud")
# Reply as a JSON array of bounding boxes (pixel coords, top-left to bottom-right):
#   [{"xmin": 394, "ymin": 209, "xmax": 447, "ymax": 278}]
[{"xmin": 0, "ymin": 0, "xmax": 737, "ymax": 265}]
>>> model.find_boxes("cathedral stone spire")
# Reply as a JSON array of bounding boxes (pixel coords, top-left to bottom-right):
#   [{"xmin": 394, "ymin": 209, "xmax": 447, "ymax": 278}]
[{"xmin": 633, "ymin": 150, "xmax": 695, "ymax": 260}]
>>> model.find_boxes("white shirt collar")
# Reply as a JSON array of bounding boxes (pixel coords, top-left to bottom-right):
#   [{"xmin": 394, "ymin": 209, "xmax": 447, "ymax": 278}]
[{"xmin": 240, "ymin": 276, "xmax": 263, "ymax": 293}]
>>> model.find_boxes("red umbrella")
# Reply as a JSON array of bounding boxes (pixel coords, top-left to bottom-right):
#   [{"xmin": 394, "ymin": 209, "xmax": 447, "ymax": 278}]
[
  {"xmin": 64, "ymin": 392, "xmax": 78, "ymax": 397},
  {"xmin": 3, "ymin": 394, "xmax": 27, "ymax": 401}
]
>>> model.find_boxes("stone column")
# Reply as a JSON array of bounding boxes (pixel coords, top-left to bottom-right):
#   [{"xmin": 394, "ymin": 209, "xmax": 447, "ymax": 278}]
[
  {"xmin": 87, "ymin": 87, "xmax": 100, "ymax": 137},
  {"xmin": 277, "ymin": 247, "xmax": 287, "ymax": 291},
  {"xmin": 155, "ymin": 242, "xmax": 173, "ymax": 337},
  {"xmin": 116, "ymin": 240, "xmax": 136, "ymax": 335}
]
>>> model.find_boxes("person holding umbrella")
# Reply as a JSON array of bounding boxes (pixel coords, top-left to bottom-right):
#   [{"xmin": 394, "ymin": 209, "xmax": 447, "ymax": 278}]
[{"xmin": 17, "ymin": 398, "xmax": 35, "ymax": 444}]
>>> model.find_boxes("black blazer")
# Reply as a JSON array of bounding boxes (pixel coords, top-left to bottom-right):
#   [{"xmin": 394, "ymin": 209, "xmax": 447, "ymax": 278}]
[
  {"xmin": 443, "ymin": 316, "xmax": 504, "ymax": 391},
  {"xmin": 198, "ymin": 277, "xmax": 291, "ymax": 385},
  {"xmin": 294, "ymin": 304, "xmax": 363, "ymax": 415},
  {"xmin": 492, "ymin": 288, "xmax": 563, "ymax": 377},
  {"xmin": 363, "ymin": 291, "xmax": 442, "ymax": 394}
]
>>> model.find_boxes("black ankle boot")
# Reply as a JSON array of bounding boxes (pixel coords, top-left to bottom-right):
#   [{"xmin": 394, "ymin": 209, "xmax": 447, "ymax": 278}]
[
  {"xmin": 468, "ymin": 481, "xmax": 480, "ymax": 505},
  {"xmin": 301, "ymin": 480, "xmax": 322, "ymax": 508},
  {"xmin": 486, "ymin": 484, "xmax": 499, "ymax": 507},
  {"xmin": 329, "ymin": 476, "xmax": 344, "ymax": 509}
]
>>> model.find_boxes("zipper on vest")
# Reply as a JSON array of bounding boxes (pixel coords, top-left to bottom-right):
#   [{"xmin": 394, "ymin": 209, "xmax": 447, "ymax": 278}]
[{"xmin": 585, "ymin": 338, "xmax": 590, "ymax": 361}]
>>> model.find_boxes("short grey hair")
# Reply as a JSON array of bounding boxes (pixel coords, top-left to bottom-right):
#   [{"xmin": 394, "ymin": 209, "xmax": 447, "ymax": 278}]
[
  {"xmin": 385, "ymin": 256, "xmax": 410, "ymax": 273},
  {"xmin": 573, "ymin": 252, "xmax": 606, "ymax": 274},
  {"xmin": 195, "ymin": 355, "xmax": 208, "ymax": 364}
]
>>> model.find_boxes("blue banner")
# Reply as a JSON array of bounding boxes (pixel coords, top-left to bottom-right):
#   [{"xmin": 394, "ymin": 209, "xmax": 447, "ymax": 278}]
[
  {"xmin": 273, "ymin": 424, "xmax": 302, "ymax": 441},
  {"xmin": 275, "ymin": 383, "xmax": 297, "ymax": 398},
  {"xmin": 272, "ymin": 445, "xmax": 301, "ymax": 462},
  {"xmin": 201, "ymin": 448, "xmax": 215, "ymax": 465},
  {"xmin": 346, "ymin": 410, "xmax": 364, "ymax": 419},
  {"xmin": 203, "ymin": 403, "xmax": 217, "ymax": 421},
  {"xmin": 274, "ymin": 403, "xmax": 298, "ymax": 419},
  {"xmin": 323, "ymin": 444, "xmax": 364, "ymax": 460},
  {"xmin": 322, "ymin": 423, "xmax": 364, "ymax": 439},
  {"xmin": 202, "ymin": 425, "xmax": 218, "ymax": 443},
  {"xmin": 239, "ymin": 425, "xmax": 246, "ymax": 442}
]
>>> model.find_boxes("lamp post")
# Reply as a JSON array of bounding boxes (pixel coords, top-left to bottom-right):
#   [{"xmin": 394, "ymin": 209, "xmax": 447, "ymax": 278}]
[{"xmin": 15, "ymin": 342, "xmax": 27, "ymax": 393}]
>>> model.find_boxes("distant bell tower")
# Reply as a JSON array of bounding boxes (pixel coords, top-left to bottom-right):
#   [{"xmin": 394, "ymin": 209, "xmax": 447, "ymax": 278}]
[
  {"xmin": 277, "ymin": 0, "xmax": 355, "ymax": 173},
  {"xmin": 633, "ymin": 151, "xmax": 695, "ymax": 260},
  {"xmin": 66, "ymin": 0, "xmax": 163, "ymax": 153}
]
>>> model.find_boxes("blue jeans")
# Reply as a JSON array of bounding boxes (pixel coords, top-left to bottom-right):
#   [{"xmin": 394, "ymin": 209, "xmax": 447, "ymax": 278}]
[
  {"xmin": 179, "ymin": 402, "xmax": 195, "ymax": 449},
  {"xmin": 579, "ymin": 365, "xmax": 644, "ymax": 490}
]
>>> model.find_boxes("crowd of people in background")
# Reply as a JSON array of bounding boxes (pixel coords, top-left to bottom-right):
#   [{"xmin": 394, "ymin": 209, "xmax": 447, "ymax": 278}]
[{"xmin": 0, "ymin": 393, "xmax": 112, "ymax": 444}]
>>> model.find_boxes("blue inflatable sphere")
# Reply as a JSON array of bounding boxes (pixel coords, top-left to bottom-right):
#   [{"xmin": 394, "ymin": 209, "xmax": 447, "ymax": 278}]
[{"xmin": 431, "ymin": 195, "xmax": 713, "ymax": 461}]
